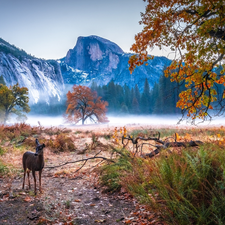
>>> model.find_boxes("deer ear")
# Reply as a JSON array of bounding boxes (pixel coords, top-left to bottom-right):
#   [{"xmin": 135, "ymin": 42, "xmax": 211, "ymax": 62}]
[{"xmin": 36, "ymin": 139, "xmax": 40, "ymax": 146}]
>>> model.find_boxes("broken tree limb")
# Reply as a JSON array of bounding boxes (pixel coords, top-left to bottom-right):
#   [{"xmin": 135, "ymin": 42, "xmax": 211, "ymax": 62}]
[
  {"xmin": 164, "ymin": 140, "xmax": 203, "ymax": 148},
  {"xmin": 122, "ymin": 133, "xmax": 163, "ymax": 155},
  {"xmin": 122, "ymin": 132, "xmax": 161, "ymax": 145},
  {"xmin": 121, "ymin": 130, "xmax": 204, "ymax": 158},
  {"xmin": 145, "ymin": 140, "xmax": 203, "ymax": 158},
  {"xmin": 45, "ymin": 156, "xmax": 115, "ymax": 170}
]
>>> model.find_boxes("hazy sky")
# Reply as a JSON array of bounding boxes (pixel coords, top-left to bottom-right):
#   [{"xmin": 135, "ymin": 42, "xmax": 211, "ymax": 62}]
[{"xmin": 0, "ymin": 0, "xmax": 169, "ymax": 60}]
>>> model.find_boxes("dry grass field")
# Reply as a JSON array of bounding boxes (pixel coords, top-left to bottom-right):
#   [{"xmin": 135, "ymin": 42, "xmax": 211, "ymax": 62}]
[{"xmin": 1, "ymin": 122, "xmax": 225, "ymax": 224}]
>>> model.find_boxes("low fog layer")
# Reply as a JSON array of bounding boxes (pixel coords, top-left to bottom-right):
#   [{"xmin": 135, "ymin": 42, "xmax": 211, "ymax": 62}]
[{"xmin": 17, "ymin": 114, "xmax": 225, "ymax": 127}]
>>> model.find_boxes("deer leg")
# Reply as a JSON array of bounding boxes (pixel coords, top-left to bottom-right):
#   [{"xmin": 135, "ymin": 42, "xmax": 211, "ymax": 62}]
[
  {"xmin": 22, "ymin": 168, "xmax": 26, "ymax": 189},
  {"xmin": 27, "ymin": 170, "xmax": 31, "ymax": 189},
  {"xmin": 39, "ymin": 170, "xmax": 42, "ymax": 193},
  {"xmin": 32, "ymin": 170, "xmax": 37, "ymax": 195}
]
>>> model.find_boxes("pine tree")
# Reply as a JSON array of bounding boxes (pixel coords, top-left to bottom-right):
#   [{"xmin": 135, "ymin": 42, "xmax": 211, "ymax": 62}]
[
  {"xmin": 107, "ymin": 80, "xmax": 116, "ymax": 111},
  {"xmin": 134, "ymin": 84, "xmax": 141, "ymax": 104},
  {"xmin": 151, "ymin": 82, "xmax": 159, "ymax": 114},
  {"xmin": 0, "ymin": 75, "xmax": 6, "ymax": 85},
  {"xmin": 141, "ymin": 78, "xmax": 151, "ymax": 114},
  {"xmin": 124, "ymin": 84, "xmax": 131, "ymax": 112},
  {"xmin": 132, "ymin": 97, "xmax": 140, "ymax": 114},
  {"xmin": 91, "ymin": 81, "xmax": 98, "ymax": 92},
  {"xmin": 115, "ymin": 84, "xmax": 125, "ymax": 110},
  {"xmin": 120, "ymin": 103, "xmax": 129, "ymax": 114}
]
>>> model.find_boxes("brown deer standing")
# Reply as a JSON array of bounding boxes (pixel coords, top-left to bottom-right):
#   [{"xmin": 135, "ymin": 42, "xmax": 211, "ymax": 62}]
[{"xmin": 22, "ymin": 139, "xmax": 45, "ymax": 195}]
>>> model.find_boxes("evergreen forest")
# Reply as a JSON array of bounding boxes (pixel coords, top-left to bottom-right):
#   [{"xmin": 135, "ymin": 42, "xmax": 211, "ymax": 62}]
[{"xmin": 91, "ymin": 74, "xmax": 185, "ymax": 115}]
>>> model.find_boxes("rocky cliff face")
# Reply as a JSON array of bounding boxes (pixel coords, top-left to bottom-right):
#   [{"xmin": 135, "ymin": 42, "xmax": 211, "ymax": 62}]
[
  {"xmin": 0, "ymin": 35, "xmax": 172, "ymax": 106},
  {"xmin": 0, "ymin": 38, "xmax": 64, "ymax": 104},
  {"xmin": 60, "ymin": 35, "xmax": 171, "ymax": 91}
]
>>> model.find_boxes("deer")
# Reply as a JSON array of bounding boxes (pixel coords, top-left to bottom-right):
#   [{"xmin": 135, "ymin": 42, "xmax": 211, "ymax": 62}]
[{"xmin": 22, "ymin": 139, "xmax": 45, "ymax": 195}]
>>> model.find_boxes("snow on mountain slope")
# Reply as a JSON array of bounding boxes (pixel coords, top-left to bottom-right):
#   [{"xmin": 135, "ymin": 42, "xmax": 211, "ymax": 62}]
[{"xmin": 0, "ymin": 38, "xmax": 64, "ymax": 104}]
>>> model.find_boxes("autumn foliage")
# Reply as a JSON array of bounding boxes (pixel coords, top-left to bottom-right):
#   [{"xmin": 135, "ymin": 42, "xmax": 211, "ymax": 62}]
[
  {"xmin": 129, "ymin": 0, "xmax": 225, "ymax": 122},
  {"xmin": 65, "ymin": 85, "xmax": 109, "ymax": 125},
  {"xmin": 0, "ymin": 83, "xmax": 30, "ymax": 124}
]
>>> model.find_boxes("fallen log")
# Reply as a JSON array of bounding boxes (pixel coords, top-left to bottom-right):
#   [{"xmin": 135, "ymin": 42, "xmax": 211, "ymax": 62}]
[{"xmin": 145, "ymin": 140, "xmax": 203, "ymax": 158}]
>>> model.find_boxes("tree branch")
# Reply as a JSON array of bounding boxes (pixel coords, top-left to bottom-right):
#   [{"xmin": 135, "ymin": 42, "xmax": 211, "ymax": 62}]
[{"xmin": 45, "ymin": 156, "xmax": 115, "ymax": 169}]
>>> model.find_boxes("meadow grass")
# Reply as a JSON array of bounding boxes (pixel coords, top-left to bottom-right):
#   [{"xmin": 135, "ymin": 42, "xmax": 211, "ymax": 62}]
[
  {"xmin": 100, "ymin": 127, "xmax": 225, "ymax": 224},
  {"xmin": 0, "ymin": 123, "xmax": 76, "ymax": 177}
]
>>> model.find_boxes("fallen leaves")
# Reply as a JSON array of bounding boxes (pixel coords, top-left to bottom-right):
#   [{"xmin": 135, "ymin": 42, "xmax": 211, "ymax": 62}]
[
  {"xmin": 124, "ymin": 219, "xmax": 131, "ymax": 224},
  {"xmin": 24, "ymin": 196, "xmax": 32, "ymax": 202},
  {"xmin": 122, "ymin": 204, "xmax": 164, "ymax": 225},
  {"xmin": 90, "ymin": 203, "xmax": 96, "ymax": 206}
]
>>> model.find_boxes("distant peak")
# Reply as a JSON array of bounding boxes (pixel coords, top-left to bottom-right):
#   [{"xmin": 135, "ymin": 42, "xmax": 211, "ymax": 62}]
[
  {"xmin": 78, "ymin": 35, "xmax": 114, "ymax": 42},
  {"xmin": 75, "ymin": 35, "xmax": 124, "ymax": 54}
]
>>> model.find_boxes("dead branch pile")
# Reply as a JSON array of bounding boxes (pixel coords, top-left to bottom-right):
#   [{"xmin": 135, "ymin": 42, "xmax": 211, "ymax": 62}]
[{"xmin": 122, "ymin": 131, "xmax": 203, "ymax": 158}]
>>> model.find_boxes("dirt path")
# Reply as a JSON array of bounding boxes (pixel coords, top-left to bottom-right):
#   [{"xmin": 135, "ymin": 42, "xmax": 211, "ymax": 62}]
[{"xmin": 0, "ymin": 164, "xmax": 136, "ymax": 225}]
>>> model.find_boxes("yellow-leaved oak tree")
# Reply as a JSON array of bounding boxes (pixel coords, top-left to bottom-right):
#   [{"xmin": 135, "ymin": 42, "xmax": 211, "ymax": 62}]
[
  {"xmin": 0, "ymin": 83, "xmax": 30, "ymax": 124},
  {"xmin": 65, "ymin": 85, "xmax": 109, "ymax": 125},
  {"xmin": 129, "ymin": 0, "xmax": 225, "ymax": 123}
]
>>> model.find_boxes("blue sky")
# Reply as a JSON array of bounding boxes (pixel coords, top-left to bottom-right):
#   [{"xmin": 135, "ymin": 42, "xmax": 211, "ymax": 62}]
[{"xmin": 0, "ymin": 0, "xmax": 168, "ymax": 59}]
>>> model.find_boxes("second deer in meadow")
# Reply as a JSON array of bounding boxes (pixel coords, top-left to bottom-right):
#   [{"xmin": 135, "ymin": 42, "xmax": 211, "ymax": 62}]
[{"xmin": 22, "ymin": 139, "xmax": 45, "ymax": 195}]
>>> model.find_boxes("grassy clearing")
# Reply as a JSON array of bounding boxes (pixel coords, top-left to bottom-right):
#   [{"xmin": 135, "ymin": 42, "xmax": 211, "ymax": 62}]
[
  {"xmin": 0, "ymin": 123, "xmax": 75, "ymax": 151},
  {"xmin": 0, "ymin": 123, "xmax": 77, "ymax": 177},
  {"xmin": 0, "ymin": 123, "xmax": 113, "ymax": 177},
  {"xmin": 101, "ymin": 127, "xmax": 225, "ymax": 224}
]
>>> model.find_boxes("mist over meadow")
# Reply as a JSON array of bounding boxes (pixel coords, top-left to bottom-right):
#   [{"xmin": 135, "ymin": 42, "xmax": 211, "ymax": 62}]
[{"xmin": 19, "ymin": 114, "xmax": 225, "ymax": 127}]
